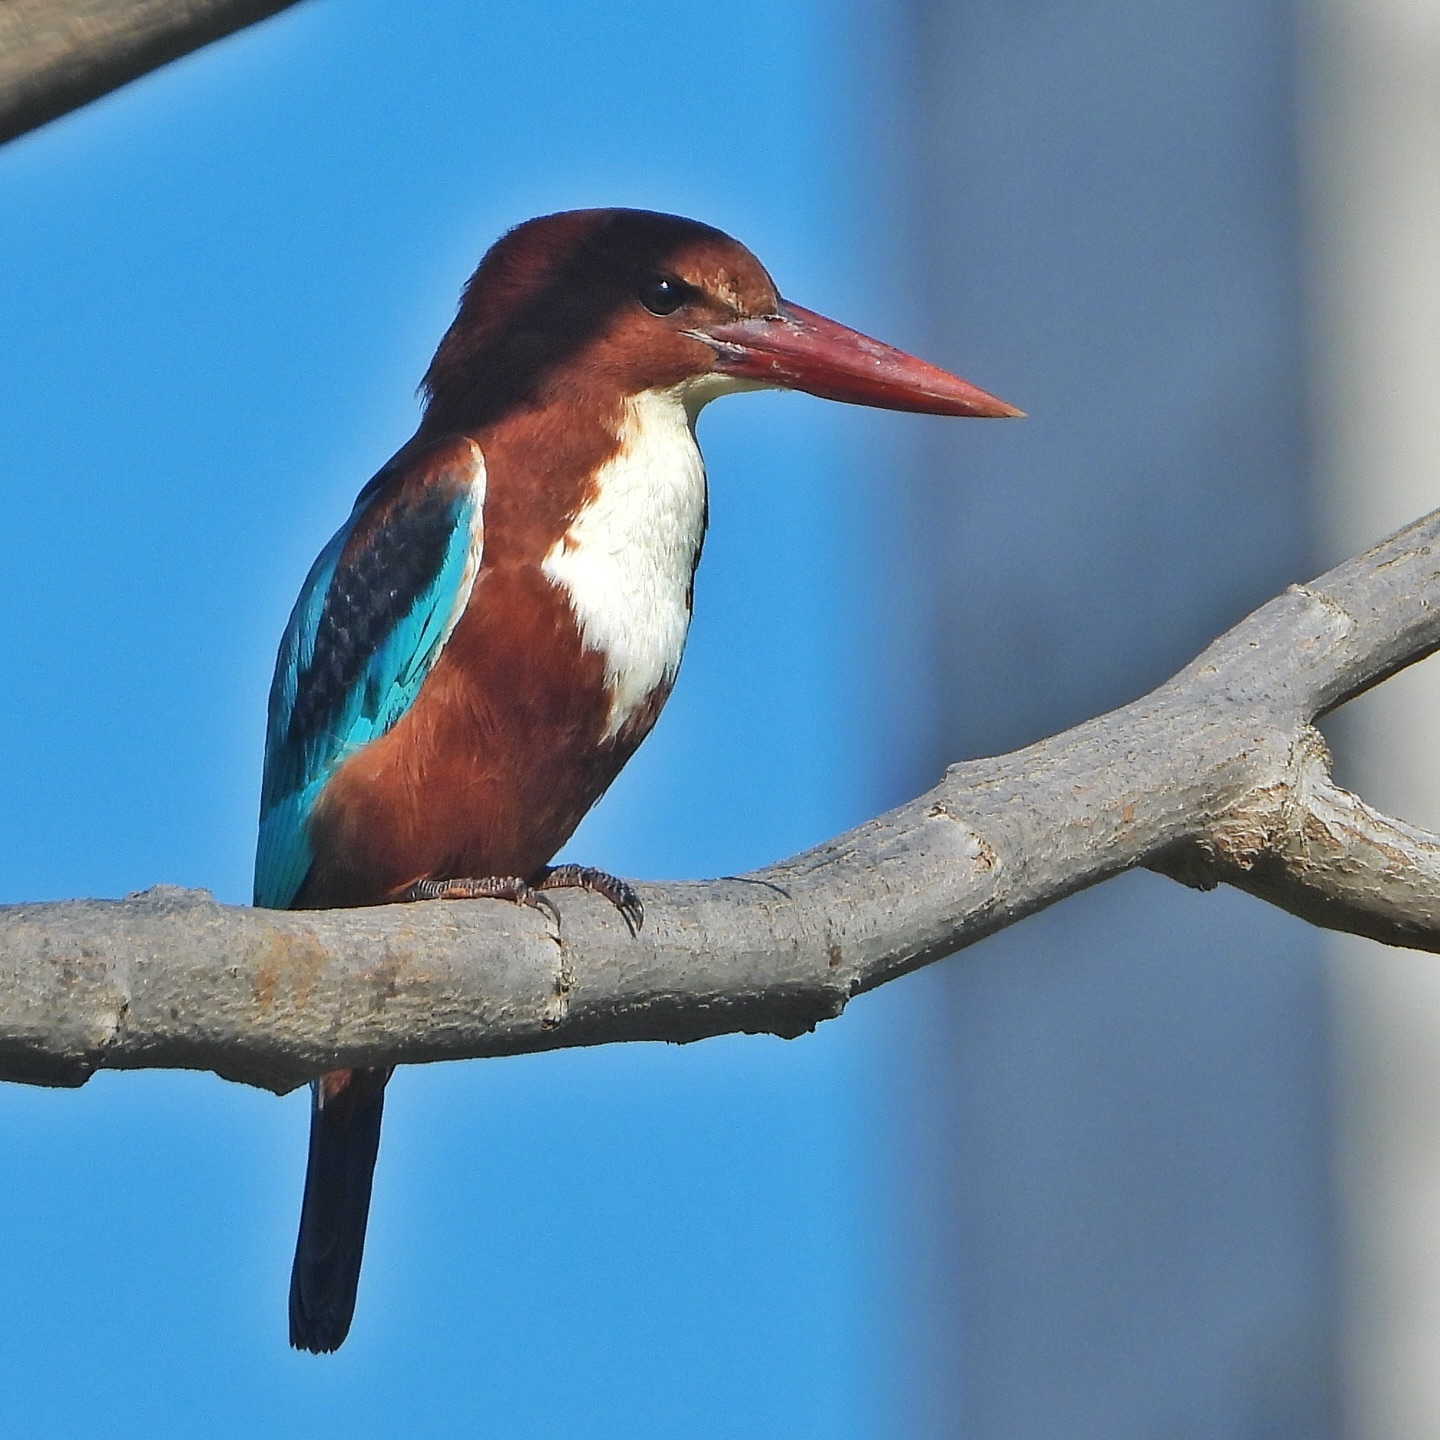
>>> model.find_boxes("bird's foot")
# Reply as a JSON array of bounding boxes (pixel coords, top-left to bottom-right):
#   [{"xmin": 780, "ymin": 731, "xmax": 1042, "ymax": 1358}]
[
  {"xmin": 400, "ymin": 874, "xmax": 560, "ymax": 926},
  {"xmin": 535, "ymin": 864, "xmax": 644, "ymax": 935}
]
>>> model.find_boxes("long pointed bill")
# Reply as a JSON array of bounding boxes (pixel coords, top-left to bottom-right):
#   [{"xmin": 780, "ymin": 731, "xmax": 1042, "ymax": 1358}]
[{"xmin": 700, "ymin": 300, "xmax": 1022, "ymax": 418}]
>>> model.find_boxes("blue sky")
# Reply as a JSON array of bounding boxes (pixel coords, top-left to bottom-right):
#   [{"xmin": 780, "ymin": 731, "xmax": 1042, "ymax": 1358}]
[{"xmin": 0, "ymin": 2, "xmax": 936, "ymax": 1434}]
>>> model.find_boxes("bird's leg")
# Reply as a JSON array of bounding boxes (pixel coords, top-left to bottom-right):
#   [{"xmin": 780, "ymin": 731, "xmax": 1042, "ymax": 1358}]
[
  {"xmin": 534, "ymin": 864, "xmax": 644, "ymax": 935},
  {"xmin": 400, "ymin": 875, "xmax": 560, "ymax": 926}
]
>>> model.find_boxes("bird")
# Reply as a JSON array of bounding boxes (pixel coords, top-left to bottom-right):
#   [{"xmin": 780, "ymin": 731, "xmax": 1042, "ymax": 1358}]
[{"xmin": 254, "ymin": 207, "xmax": 1019, "ymax": 1354}]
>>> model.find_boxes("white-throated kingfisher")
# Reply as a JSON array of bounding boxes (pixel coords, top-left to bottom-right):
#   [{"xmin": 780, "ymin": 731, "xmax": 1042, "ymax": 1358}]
[{"xmin": 255, "ymin": 208, "xmax": 1019, "ymax": 1353}]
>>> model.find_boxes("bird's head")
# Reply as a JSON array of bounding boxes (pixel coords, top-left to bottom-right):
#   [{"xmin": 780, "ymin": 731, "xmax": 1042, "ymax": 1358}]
[{"xmin": 420, "ymin": 208, "xmax": 1020, "ymax": 430}]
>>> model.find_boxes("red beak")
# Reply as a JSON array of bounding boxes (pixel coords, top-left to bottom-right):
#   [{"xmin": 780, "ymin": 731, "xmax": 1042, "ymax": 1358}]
[{"xmin": 699, "ymin": 301, "xmax": 1022, "ymax": 418}]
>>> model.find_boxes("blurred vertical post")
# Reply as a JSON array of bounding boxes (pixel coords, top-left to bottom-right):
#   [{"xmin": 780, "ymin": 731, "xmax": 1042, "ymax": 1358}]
[
  {"xmin": 1308, "ymin": 0, "xmax": 1440, "ymax": 1435},
  {"xmin": 892, "ymin": 2, "xmax": 1339, "ymax": 1435}
]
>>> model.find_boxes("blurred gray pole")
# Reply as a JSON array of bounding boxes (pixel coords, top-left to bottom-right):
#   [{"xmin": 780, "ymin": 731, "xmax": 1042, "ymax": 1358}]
[
  {"xmin": 1307, "ymin": 1, "xmax": 1440, "ymax": 1435},
  {"xmin": 893, "ymin": 3, "xmax": 1338, "ymax": 1436}
]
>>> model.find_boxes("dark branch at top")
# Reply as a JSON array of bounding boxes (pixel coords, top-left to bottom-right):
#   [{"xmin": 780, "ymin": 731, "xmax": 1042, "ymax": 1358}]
[{"xmin": 0, "ymin": 0, "xmax": 304, "ymax": 146}]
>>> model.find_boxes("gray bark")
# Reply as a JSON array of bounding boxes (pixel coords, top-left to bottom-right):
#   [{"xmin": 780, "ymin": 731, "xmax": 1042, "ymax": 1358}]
[
  {"xmin": 0, "ymin": 0, "xmax": 304, "ymax": 145},
  {"xmin": 4, "ymin": 509, "xmax": 1440, "ymax": 1096}
]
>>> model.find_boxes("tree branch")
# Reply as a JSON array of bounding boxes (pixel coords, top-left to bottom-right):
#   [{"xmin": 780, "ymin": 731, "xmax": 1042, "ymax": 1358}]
[
  {"xmin": 5, "ymin": 510, "xmax": 1440, "ymax": 1095},
  {"xmin": 0, "ymin": 0, "xmax": 304, "ymax": 146}
]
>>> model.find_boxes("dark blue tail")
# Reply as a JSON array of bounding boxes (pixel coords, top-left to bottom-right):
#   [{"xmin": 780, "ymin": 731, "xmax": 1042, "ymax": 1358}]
[{"xmin": 289, "ymin": 1066, "xmax": 390, "ymax": 1353}]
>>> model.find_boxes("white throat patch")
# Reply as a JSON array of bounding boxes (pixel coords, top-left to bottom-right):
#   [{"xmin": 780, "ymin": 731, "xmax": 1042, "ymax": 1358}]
[{"xmin": 541, "ymin": 381, "xmax": 720, "ymax": 738}]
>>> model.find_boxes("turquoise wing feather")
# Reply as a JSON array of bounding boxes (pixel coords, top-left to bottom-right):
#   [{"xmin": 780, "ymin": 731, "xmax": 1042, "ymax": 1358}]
[{"xmin": 254, "ymin": 439, "xmax": 485, "ymax": 910}]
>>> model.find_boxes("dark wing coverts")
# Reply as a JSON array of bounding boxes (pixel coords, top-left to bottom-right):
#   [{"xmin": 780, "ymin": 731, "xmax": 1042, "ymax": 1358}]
[{"xmin": 254, "ymin": 438, "xmax": 486, "ymax": 910}]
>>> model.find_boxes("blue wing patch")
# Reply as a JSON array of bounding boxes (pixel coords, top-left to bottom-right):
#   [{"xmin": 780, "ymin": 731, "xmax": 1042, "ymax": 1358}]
[{"xmin": 254, "ymin": 438, "xmax": 486, "ymax": 909}]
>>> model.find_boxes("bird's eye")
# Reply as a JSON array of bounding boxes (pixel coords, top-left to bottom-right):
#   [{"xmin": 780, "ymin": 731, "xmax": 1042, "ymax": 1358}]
[{"xmin": 638, "ymin": 275, "xmax": 689, "ymax": 316}]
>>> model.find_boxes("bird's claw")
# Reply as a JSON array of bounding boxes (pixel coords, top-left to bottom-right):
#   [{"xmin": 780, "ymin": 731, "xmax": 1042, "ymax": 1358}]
[
  {"xmin": 401, "ymin": 875, "xmax": 560, "ymax": 927},
  {"xmin": 535, "ymin": 864, "xmax": 644, "ymax": 935},
  {"xmin": 402, "ymin": 867, "xmax": 641, "ymax": 936}
]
